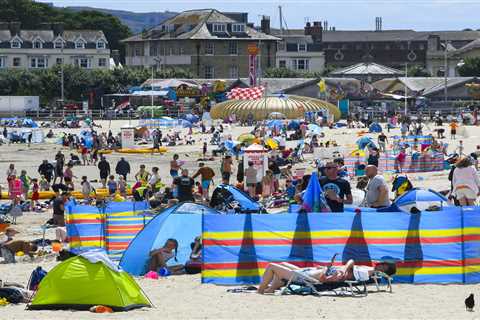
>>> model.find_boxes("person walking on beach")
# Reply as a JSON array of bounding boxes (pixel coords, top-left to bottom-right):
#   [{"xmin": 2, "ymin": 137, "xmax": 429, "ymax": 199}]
[
  {"xmin": 97, "ymin": 156, "xmax": 111, "ymax": 188},
  {"xmin": 365, "ymin": 165, "xmax": 390, "ymax": 208},
  {"xmin": 115, "ymin": 157, "xmax": 131, "ymax": 180},
  {"xmin": 245, "ymin": 161, "xmax": 258, "ymax": 198},
  {"xmin": 173, "ymin": 169, "xmax": 195, "ymax": 202},
  {"xmin": 63, "ymin": 164, "xmax": 76, "ymax": 190},
  {"xmin": 192, "ymin": 163, "xmax": 215, "ymax": 201},
  {"xmin": 170, "ymin": 154, "xmax": 182, "ymax": 178},
  {"xmin": 452, "ymin": 156, "xmax": 480, "ymax": 206},
  {"xmin": 54, "ymin": 151, "xmax": 65, "ymax": 184},
  {"xmin": 450, "ymin": 120, "xmax": 458, "ymax": 140},
  {"xmin": 221, "ymin": 155, "xmax": 233, "ymax": 184},
  {"xmin": 378, "ymin": 132, "xmax": 388, "ymax": 152}
]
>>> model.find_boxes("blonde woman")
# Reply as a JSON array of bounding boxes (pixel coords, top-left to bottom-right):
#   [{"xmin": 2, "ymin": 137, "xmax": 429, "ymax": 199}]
[{"xmin": 452, "ymin": 156, "xmax": 480, "ymax": 206}]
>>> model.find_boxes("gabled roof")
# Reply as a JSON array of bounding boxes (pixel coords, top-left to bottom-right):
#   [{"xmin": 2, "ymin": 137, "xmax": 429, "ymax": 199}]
[
  {"xmin": 373, "ymin": 77, "xmax": 477, "ymax": 96},
  {"xmin": 0, "ymin": 29, "xmax": 107, "ymax": 43},
  {"xmin": 330, "ymin": 62, "xmax": 404, "ymax": 76},
  {"xmin": 123, "ymin": 9, "xmax": 279, "ymax": 42},
  {"xmin": 19, "ymin": 30, "xmax": 53, "ymax": 42},
  {"xmin": 453, "ymin": 38, "xmax": 480, "ymax": 55}
]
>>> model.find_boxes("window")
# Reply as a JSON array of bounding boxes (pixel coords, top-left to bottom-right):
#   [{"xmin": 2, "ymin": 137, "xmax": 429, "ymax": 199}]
[
  {"xmin": 292, "ymin": 59, "xmax": 309, "ymax": 71},
  {"xmin": 279, "ymin": 60, "xmax": 286, "ymax": 68},
  {"xmin": 0, "ymin": 57, "xmax": 5, "ymax": 68},
  {"xmin": 205, "ymin": 42, "xmax": 214, "ymax": 55},
  {"xmin": 30, "ymin": 57, "xmax": 47, "ymax": 68},
  {"xmin": 33, "ymin": 41, "xmax": 42, "ymax": 49},
  {"xmin": 169, "ymin": 47, "xmax": 174, "ymax": 56},
  {"xmin": 205, "ymin": 65, "xmax": 214, "ymax": 79},
  {"xmin": 11, "ymin": 41, "xmax": 21, "ymax": 49},
  {"xmin": 229, "ymin": 65, "xmax": 239, "ymax": 78},
  {"xmin": 150, "ymin": 45, "xmax": 158, "ymax": 57},
  {"xmin": 228, "ymin": 42, "xmax": 238, "ymax": 55},
  {"xmin": 298, "ymin": 43, "xmax": 307, "ymax": 52},
  {"xmin": 213, "ymin": 24, "xmax": 226, "ymax": 33},
  {"xmin": 13, "ymin": 57, "xmax": 21, "ymax": 67},
  {"xmin": 419, "ymin": 43, "xmax": 425, "ymax": 50},
  {"xmin": 385, "ymin": 44, "xmax": 391, "ymax": 50},
  {"xmin": 342, "ymin": 44, "xmax": 349, "ymax": 50},
  {"xmin": 399, "ymin": 44, "xmax": 406, "ymax": 50},
  {"xmin": 75, "ymin": 57, "xmax": 91, "ymax": 69},
  {"xmin": 134, "ymin": 46, "xmax": 142, "ymax": 56},
  {"xmin": 179, "ymin": 47, "xmax": 185, "ymax": 55},
  {"xmin": 56, "ymin": 58, "xmax": 63, "ymax": 65},
  {"xmin": 97, "ymin": 41, "xmax": 106, "ymax": 49},
  {"xmin": 98, "ymin": 58, "xmax": 107, "ymax": 67},
  {"xmin": 75, "ymin": 40, "xmax": 85, "ymax": 49},
  {"xmin": 54, "ymin": 40, "xmax": 64, "ymax": 49},
  {"xmin": 232, "ymin": 23, "xmax": 246, "ymax": 33},
  {"xmin": 278, "ymin": 41, "xmax": 286, "ymax": 51}
]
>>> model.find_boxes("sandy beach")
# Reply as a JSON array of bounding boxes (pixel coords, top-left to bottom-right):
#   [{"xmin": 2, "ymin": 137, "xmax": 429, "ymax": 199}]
[{"xmin": 0, "ymin": 119, "xmax": 479, "ymax": 319}]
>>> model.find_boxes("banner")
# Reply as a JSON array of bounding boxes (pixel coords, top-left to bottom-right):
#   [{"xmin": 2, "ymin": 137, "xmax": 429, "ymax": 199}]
[{"xmin": 202, "ymin": 208, "xmax": 480, "ymax": 285}]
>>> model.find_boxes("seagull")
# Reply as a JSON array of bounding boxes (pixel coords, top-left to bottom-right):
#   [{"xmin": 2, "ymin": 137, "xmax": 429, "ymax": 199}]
[{"xmin": 465, "ymin": 293, "xmax": 474, "ymax": 312}]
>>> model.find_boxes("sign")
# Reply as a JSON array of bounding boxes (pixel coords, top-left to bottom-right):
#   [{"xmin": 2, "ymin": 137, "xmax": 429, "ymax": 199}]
[
  {"xmin": 247, "ymin": 43, "xmax": 260, "ymax": 55},
  {"xmin": 243, "ymin": 144, "xmax": 268, "ymax": 182},
  {"xmin": 121, "ymin": 127, "xmax": 135, "ymax": 149},
  {"xmin": 176, "ymin": 84, "xmax": 201, "ymax": 97}
]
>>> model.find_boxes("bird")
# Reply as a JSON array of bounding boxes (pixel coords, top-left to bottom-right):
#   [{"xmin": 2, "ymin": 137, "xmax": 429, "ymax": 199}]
[{"xmin": 465, "ymin": 293, "xmax": 475, "ymax": 312}]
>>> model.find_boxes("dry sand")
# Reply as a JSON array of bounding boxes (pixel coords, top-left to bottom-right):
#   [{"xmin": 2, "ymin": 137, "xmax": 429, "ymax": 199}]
[{"xmin": 0, "ymin": 120, "xmax": 479, "ymax": 319}]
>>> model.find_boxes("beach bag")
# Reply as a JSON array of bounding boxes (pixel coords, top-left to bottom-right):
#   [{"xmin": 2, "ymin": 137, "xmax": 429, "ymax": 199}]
[
  {"xmin": 0, "ymin": 287, "xmax": 24, "ymax": 303},
  {"xmin": 28, "ymin": 266, "xmax": 48, "ymax": 291}
]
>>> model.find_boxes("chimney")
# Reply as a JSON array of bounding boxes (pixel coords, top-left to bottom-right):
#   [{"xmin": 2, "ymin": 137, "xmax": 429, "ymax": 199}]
[
  {"xmin": 52, "ymin": 22, "xmax": 64, "ymax": 36},
  {"xmin": 9, "ymin": 21, "xmax": 21, "ymax": 36},
  {"xmin": 305, "ymin": 21, "xmax": 323, "ymax": 43},
  {"xmin": 375, "ymin": 17, "xmax": 383, "ymax": 31},
  {"xmin": 427, "ymin": 34, "xmax": 440, "ymax": 51},
  {"xmin": 260, "ymin": 15, "xmax": 270, "ymax": 34}
]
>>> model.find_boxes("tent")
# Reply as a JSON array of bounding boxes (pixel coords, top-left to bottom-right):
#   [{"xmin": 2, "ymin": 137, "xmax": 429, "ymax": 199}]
[
  {"xmin": 181, "ymin": 113, "xmax": 200, "ymax": 123},
  {"xmin": 210, "ymin": 184, "xmax": 263, "ymax": 213},
  {"xmin": 394, "ymin": 188, "xmax": 449, "ymax": 212},
  {"xmin": 266, "ymin": 119, "xmax": 283, "ymax": 129},
  {"xmin": 28, "ymin": 251, "xmax": 151, "ymax": 311},
  {"xmin": 287, "ymin": 120, "xmax": 300, "ymax": 130},
  {"xmin": 120, "ymin": 202, "xmax": 221, "ymax": 276},
  {"xmin": 356, "ymin": 136, "xmax": 376, "ymax": 150},
  {"xmin": 369, "ymin": 122, "xmax": 382, "ymax": 133}
]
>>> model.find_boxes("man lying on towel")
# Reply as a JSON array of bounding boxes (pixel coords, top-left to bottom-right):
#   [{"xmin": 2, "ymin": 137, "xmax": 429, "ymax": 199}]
[{"xmin": 257, "ymin": 254, "xmax": 396, "ymax": 294}]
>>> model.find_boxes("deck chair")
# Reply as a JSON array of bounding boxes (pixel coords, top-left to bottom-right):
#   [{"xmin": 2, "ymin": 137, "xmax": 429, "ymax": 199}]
[{"xmin": 281, "ymin": 269, "xmax": 393, "ymax": 297}]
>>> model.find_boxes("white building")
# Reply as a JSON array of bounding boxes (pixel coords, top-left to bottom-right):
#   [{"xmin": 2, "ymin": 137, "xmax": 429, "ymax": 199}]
[{"xmin": 0, "ymin": 22, "xmax": 110, "ymax": 70}]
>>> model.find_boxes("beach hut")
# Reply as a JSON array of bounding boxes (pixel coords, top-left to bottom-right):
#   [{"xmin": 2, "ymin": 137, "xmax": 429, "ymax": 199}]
[
  {"xmin": 120, "ymin": 203, "xmax": 221, "ymax": 276},
  {"xmin": 28, "ymin": 251, "xmax": 151, "ymax": 311}
]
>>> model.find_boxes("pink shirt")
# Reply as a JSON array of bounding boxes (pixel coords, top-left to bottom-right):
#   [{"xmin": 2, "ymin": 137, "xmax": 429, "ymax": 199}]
[{"xmin": 453, "ymin": 166, "xmax": 480, "ymax": 194}]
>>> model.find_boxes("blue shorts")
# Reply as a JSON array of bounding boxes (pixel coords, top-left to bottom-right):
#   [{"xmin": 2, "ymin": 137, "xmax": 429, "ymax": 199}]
[
  {"xmin": 170, "ymin": 170, "xmax": 178, "ymax": 177},
  {"xmin": 202, "ymin": 180, "xmax": 212, "ymax": 190}
]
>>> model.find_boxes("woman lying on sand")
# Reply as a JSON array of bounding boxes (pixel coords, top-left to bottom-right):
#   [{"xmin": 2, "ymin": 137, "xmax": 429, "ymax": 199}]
[{"xmin": 257, "ymin": 254, "xmax": 396, "ymax": 294}]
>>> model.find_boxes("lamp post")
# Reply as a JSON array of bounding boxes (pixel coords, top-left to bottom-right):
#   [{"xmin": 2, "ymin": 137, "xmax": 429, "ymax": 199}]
[
  {"xmin": 60, "ymin": 43, "xmax": 64, "ymax": 106},
  {"xmin": 443, "ymin": 41, "xmax": 449, "ymax": 110},
  {"xmin": 404, "ymin": 63, "xmax": 408, "ymax": 116}
]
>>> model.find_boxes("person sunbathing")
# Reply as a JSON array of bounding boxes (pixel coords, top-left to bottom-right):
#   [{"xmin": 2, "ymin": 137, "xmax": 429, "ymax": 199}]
[{"xmin": 257, "ymin": 254, "xmax": 396, "ymax": 294}]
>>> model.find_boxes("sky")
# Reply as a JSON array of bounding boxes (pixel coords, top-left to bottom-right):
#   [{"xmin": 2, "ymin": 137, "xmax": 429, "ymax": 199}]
[{"xmin": 38, "ymin": 0, "xmax": 480, "ymax": 31}]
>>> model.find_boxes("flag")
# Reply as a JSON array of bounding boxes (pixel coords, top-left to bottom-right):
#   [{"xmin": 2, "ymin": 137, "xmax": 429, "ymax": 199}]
[
  {"xmin": 317, "ymin": 79, "xmax": 326, "ymax": 93},
  {"xmin": 302, "ymin": 172, "xmax": 330, "ymax": 212}
]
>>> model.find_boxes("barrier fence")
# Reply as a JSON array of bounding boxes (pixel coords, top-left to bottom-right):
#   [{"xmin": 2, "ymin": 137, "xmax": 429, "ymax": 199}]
[{"xmin": 202, "ymin": 208, "xmax": 480, "ymax": 285}]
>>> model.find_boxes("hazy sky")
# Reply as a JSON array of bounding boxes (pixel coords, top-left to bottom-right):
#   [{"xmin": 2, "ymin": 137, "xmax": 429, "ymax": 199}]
[{"xmin": 38, "ymin": 0, "xmax": 480, "ymax": 31}]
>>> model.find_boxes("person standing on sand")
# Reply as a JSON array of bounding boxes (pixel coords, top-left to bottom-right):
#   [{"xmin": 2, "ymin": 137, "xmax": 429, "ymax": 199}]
[
  {"xmin": 54, "ymin": 151, "xmax": 65, "ymax": 184},
  {"xmin": 192, "ymin": 163, "xmax": 215, "ymax": 202},
  {"xmin": 97, "ymin": 156, "xmax": 111, "ymax": 188},
  {"xmin": 170, "ymin": 154, "xmax": 182, "ymax": 178},
  {"xmin": 115, "ymin": 157, "xmax": 131, "ymax": 180},
  {"xmin": 450, "ymin": 121, "xmax": 458, "ymax": 140},
  {"xmin": 38, "ymin": 160, "xmax": 54, "ymax": 184},
  {"xmin": 245, "ymin": 161, "xmax": 258, "ymax": 198}
]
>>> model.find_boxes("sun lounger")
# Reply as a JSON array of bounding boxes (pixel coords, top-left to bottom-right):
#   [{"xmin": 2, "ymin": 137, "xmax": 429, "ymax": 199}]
[{"xmin": 281, "ymin": 269, "xmax": 393, "ymax": 297}]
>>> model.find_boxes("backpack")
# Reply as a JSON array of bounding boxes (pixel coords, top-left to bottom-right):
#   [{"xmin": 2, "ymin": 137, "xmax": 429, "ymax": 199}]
[
  {"xmin": 28, "ymin": 266, "xmax": 48, "ymax": 291},
  {"xmin": 0, "ymin": 287, "xmax": 24, "ymax": 303}
]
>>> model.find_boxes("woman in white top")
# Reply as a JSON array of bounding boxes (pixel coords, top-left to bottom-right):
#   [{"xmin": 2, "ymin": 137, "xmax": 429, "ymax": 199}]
[{"xmin": 452, "ymin": 156, "xmax": 480, "ymax": 206}]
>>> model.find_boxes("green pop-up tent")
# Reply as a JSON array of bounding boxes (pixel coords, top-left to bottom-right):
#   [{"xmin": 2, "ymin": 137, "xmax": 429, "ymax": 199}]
[{"xmin": 28, "ymin": 252, "xmax": 152, "ymax": 311}]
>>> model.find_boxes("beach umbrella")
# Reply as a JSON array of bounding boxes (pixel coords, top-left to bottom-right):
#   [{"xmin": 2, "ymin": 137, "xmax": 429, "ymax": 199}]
[
  {"xmin": 356, "ymin": 136, "xmax": 375, "ymax": 150},
  {"xmin": 287, "ymin": 120, "xmax": 300, "ymax": 130},
  {"xmin": 224, "ymin": 140, "xmax": 240, "ymax": 152},
  {"xmin": 266, "ymin": 119, "xmax": 283, "ymax": 129},
  {"xmin": 238, "ymin": 133, "xmax": 256, "ymax": 144},
  {"xmin": 307, "ymin": 123, "xmax": 322, "ymax": 133},
  {"xmin": 394, "ymin": 188, "xmax": 449, "ymax": 212},
  {"xmin": 182, "ymin": 113, "xmax": 200, "ymax": 123}
]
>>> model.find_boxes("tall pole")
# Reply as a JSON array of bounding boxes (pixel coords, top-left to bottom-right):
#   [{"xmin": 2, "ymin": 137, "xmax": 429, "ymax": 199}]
[
  {"xmin": 279, "ymin": 6, "xmax": 283, "ymax": 35},
  {"xmin": 61, "ymin": 43, "xmax": 64, "ymax": 105},
  {"xmin": 404, "ymin": 62, "xmax": 408, "ymax": 116},
  {"xmin": 444, "ymin": 40, "xmax": 448, "ymax": 110},
  {"xmin": 151, "ymin": 64, "xmax": 154, "ymax": 118}
]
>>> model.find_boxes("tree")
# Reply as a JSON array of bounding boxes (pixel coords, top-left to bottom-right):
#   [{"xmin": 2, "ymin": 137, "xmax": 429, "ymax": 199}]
[
  {"xmin": 407, "ymin": 65, "xmax": 431, "ymax": 77},
  {"xmin": 458, "ymin": 57, "xmax": 480, "ymax": 77}
]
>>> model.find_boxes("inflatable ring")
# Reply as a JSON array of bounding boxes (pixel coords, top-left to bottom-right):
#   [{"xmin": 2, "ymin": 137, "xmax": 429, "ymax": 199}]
[
  {"xmin": 116, "ymin": 147, "xmax": 167, "ymax": 154},
  {"xmin": 3, "ymin": 188, "xmax": 134, "ymax": 200}
]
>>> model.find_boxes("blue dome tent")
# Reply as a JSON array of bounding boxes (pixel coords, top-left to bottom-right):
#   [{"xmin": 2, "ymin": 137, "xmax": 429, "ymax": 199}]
[
  {"xmin": 369, "ymin": 122, "xmax": 382, "ymax": 133},
  {"xmin": 394, "ymin": 188, "xmax": 449, "ymax": 212},
  {"xmin": 287, "ymin": 120, "xmax": 300, "ymax": 130},
  {"xmin": 210, "ymin": 184, "xmax": 263, "ymax": 213},
  {"xmin": 119, "ymin": 202, "xmax": 221, "ymax": 276},
  {"xmin": 356, "ymin": 136, "xmax": 376, "ymax": 150}
]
